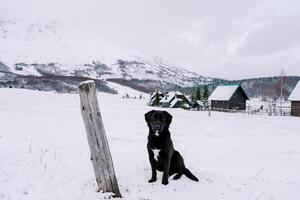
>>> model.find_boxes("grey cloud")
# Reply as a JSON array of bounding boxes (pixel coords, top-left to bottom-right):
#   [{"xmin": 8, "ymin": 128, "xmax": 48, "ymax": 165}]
[
  {"xmin": 0, "ymin": 0, "xmax": 299, "ymax": 79},
  {"xmin": 237, "ymin": 11, "xmax": 300, "ymax": 57}
]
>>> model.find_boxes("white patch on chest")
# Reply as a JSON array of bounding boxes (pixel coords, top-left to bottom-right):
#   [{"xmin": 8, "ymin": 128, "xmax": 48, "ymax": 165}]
[
  {"xmin": 152, "ymin": 148, "xmax": 160, "ymax": 161},
  {"xmin": 154, "ymin": 131, "xmax": 159, "ymax": 137}
]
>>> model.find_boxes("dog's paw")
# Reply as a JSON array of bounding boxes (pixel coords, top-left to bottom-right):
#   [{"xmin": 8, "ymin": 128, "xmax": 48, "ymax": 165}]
[
  {"xmin": 173, "ymin": 173, "xmax": 183, "ymax": 180},
  {"xmin": 162, "ymin": 180, "xmax": 169, "ymax": 185},
  {"xmin": 148, "ymin": 178, "xmax": 157, "ymax": 183}
]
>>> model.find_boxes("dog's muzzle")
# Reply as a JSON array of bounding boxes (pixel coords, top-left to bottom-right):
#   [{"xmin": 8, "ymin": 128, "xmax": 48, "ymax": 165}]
[{"xmin": 153, "ymin": 123, "xmax": 161, "ymax": 131}]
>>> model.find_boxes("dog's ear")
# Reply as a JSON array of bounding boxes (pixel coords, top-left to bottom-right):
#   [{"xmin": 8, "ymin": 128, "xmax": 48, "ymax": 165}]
[
  {"xmin": 163, "ymin": 111, "xmax": 173, "ymax": 125},
  {"xmin": 145, "ymin": 110, "xmax": 155, "ymax": 123}
]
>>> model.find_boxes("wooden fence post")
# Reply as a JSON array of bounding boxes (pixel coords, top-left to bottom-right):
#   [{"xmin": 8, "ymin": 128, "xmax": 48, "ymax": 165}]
[{"xmin": 78, "ymin": 80, "xmax": 122, "ymax": 198}]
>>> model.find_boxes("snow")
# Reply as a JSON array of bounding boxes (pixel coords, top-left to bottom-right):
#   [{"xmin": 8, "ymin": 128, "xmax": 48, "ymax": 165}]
[
  {"xmin": 288, "ymin": 81, "xmax": 300, "ymax": 101},
  {"xmin": 161, "ymin": 91, "xmax": 183, "ymax": 103},
  {"xmin": 160, "ymin": 97, "xmax": 170, "ymax": 103},
  {"xmin": 0, "ymin": 20, "xmax": 137, "ymax": 70},
  {"xmin": 196, "ymin": 100, "xmax": 204, "ymax": 107},
  {"xmin": 1, "ymin": 88, "xmax": 300, "ymax": 200},
  {"xmin": 150, "ymin": 91, "xmax": 163, "ymax": 100},
  {"xmin": 79, "ymin": 80, "xmax": 96, "ymax": 86},
  {"xmin": 247, "ymin": 98, "xmax": 291, "ymax": 115},
  {"xmin": 169, "ymin": 98, "xmax": 182, "ymax": 108},
  {"xmin": 10, "ymin": 64, "xmax": 42, "ymax": 77},
  {"xmin": 0, "ymin": 20, "xmax": 213, "ymax": 87},
  {"xmin": 160, "ymin": 93, "xmax": 174, "ymax": 103},
  {"xmin": 209, "ymin": 85, "xmax": 240, "ymax": 101},
  {"xmin": 106, "ymin": 81, "xmax": 148, "ymax": 98}
]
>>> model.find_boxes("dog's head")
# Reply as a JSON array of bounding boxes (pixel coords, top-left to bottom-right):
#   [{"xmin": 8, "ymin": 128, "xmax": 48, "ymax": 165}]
[{"xmin": 144, "ymin": 110, "xmax": 172, "ymax": 136}]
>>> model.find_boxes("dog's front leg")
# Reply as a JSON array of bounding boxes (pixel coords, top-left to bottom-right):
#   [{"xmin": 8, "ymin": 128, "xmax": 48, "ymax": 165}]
[
  {"xmin": 162, "ymin": 159, "xmax": 171, "ymax": 185},
  {"xmin": 148, "ymin": 150, "xmax": 157, "ymax": 183}
]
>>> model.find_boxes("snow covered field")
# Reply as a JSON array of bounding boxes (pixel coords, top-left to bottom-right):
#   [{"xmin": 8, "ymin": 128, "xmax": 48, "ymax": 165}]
[{"xmin": 1, "ymin": 87, "xmax": 300, "ymax": 200}]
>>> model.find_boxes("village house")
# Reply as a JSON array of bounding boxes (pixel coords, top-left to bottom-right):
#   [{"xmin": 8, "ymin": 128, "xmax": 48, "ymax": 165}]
[
  {"xmin": 288, "ymin": 81, "xmax": 300, "ymax": 117},
  {"xmin": 160, "ymin": 91, "xmax": 190, "ymax": 108},
  {"xmin": 209, "ymin": 84, "xmax": 249, "ymax": 110}
]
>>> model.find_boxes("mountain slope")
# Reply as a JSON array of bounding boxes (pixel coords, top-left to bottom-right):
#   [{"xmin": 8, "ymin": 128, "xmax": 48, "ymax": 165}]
[
  {"xmin": 1, "ymin": 20, "xmax": 299, "ymax": 98},
  {"xmin": 0, "ymin": 20, "xmax": 214, "ymax": 88}
]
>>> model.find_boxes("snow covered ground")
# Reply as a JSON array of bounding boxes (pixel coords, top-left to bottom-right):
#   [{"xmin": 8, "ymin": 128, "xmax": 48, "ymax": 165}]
[
  {"xmin": 247, "ymin": 98, "xmax": 291, "ymax": 116},
  {"xmin": 1, "ymin": 88, "xmax": 300, "ymax": 200}
]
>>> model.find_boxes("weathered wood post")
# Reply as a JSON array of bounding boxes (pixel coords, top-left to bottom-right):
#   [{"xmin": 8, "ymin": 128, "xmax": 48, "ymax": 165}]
[{"xmin": 78, "ymin": 80, "xmax": 122, "ymax": 198}]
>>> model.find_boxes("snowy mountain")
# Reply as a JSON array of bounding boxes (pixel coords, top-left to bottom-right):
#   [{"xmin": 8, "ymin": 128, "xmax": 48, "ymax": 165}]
[
  {"xmin": 0, "ymin": 20, "xmax": 214, "ymax": 90},
  {"xmin": 2, "ymin": 20, "xmax": 298, "ymax": 97}
]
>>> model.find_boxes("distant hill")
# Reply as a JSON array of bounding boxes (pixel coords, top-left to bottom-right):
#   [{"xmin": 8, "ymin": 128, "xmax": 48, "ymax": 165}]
[
  {"xmin": 0, "ymin": 20, "xmax": 299, "ymax": 98},
  {"xmin": 182, "ymin": 76, "xmax": 300, "ymax": 99},
  {"xmin": 0, "ymin": 20, "xmax": 215, "ymax": 88},
  {"xmin": 225, "ymin": 76, "xmax": 300, "ymax": 99}
]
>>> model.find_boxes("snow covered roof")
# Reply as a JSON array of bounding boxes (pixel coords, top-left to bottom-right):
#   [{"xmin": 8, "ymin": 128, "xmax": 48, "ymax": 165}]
[
  {"xmin": 170, "ymin": 98, "xmax": 182, "ymax": 108},
  {"xmin": 160, "ymin": 96, "xmax": 171, "ymax": 103},
  {"xmin": 160, "ymin": 91, "xmax": 183, "ymax": 103},
  {"xmin": 174, "ymin": 91, "xmax": 183, "ymax": 96},
  {"xmin": 150, "ymin": 90, "xmax": 163, "ymax": 100},
  {"xmin": 167, "ymin": 91, "xmax": 183, "ymax": 97},
  {"xmin": 196, "ymin": 100, "xmax": 204, "ymax": 107},
  {"xmin": 288, "ymin": 81, "xmax": 300, "ymax": 101},
  {"xmin": 209, "ymin": 85, "xmax": 248, "ymax": 101}
]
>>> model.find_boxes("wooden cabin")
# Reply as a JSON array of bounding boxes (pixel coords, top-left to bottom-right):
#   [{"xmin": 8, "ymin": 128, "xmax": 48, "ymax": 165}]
[
  {"xmin": 160, "ymin": 91, "xmax": 190, "ymax": 108},
  {"xmin": 288, "ymin": 81, "xmax": 300, "ymax": 117},
  {"xmin": 209, "ymin": 84, "xmax": 249, "ymax": 110}
]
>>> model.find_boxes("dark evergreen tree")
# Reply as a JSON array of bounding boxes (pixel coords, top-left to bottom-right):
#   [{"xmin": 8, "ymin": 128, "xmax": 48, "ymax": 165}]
[
  {"xmin": 152, "ymin": 90, "xmax": 161, "ymax": 106},
  {"xmin": 191, "ymin": 91, "xmax": 196, "ymax": 102},
  {"xmin": 203, "ymin": 85, "xmax": 209, "ymax": 100},
  {"xmin": 194, "ymin": 87, "xmax": 201, "ymax": 101}
]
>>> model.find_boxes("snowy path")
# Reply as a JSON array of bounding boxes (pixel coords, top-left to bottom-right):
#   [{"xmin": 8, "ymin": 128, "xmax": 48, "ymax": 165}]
[{"xmin": 0, "ymin": 89, "xmax": 300, "ymax": 200}]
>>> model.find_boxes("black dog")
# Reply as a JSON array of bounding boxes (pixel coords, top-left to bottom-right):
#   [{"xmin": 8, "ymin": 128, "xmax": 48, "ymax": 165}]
[{"xmin": 145, "ymin": 110, "xmax": 199, "ymax": 185}]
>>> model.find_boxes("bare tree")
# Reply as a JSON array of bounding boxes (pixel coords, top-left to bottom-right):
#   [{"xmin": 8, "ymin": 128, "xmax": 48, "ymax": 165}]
[{"xmin": 278, "ymin": 69, "xmax": 287, "ymax": 116}]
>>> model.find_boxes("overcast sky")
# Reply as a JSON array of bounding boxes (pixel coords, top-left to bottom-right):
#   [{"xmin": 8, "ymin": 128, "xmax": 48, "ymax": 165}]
[{"xmin": 1, "ymin": 0, "xmax": 300, "ymax": 79}]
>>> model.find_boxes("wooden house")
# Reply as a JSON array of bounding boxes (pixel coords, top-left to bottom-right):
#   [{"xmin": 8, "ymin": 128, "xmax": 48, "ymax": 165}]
[
  {"xmin": 209, "ymin": 84, "xmax": 249, "ymax": 110},
  {"xmin": 160, "ymin": 91, "xmax": 190, "ymax": 108},
  {"xmin": 288, "ymin": 81, "xmax": 300, "ymax": 117}
]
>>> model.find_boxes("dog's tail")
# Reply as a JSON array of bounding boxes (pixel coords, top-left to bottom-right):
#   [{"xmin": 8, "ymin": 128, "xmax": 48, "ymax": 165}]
[{"xmin": 184, "ymin": 168, "xmax": 199, "ymax": 182}]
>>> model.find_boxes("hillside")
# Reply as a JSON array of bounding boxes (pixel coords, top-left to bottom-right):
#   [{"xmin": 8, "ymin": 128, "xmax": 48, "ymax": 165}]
[
  {"xmin": 0, "ymin": 20, "xmax": 214, "ymax": 89},
  {"xmin": 0, "ymin": 20, "xmax": 299, "ymax": 98},
  {"xmin": 190, "ymin": 76, "xmax": 300, "ymax": 99},
  {"xmin": 226, "ymin": 76, "xmax": 300, "ymax": 98}
]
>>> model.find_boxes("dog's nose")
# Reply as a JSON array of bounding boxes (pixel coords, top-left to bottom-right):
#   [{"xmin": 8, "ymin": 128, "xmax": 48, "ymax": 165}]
[{"xmin": 154, "ymin": 124, "xmax": 161, "ymax": 131}]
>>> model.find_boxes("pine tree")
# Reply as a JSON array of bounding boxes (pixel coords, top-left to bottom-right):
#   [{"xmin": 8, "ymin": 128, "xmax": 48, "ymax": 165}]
[
  {"xmin": 191, "ymin": 91, "xmax": 196, "ymax": 102},
  {"xmin": 152, "ymin": 90, "xmax": 161, "ymax": 106},
  {"xmin": 203, "ymin": 85, "xmax": 209, "ymax": 100},
  {"xmin": 195, "ymin": 87, "xmax": 201, "ymax": 101}
]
